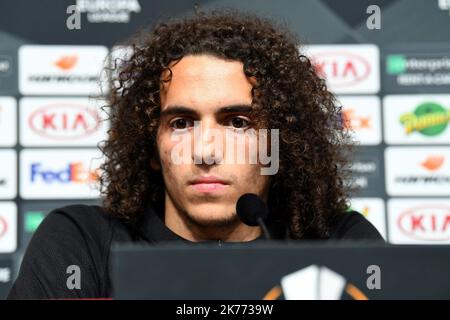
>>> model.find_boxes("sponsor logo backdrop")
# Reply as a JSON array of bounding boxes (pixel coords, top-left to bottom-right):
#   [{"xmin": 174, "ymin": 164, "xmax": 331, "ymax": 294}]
[{"xmin": 1, "ymin": 0, "xmax": 450, "ymax": 297}]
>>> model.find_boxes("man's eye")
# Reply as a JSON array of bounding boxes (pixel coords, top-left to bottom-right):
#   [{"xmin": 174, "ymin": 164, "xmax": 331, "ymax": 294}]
[
  {"xmin": 170, "ymin": 118, "xmax": 193, "ymax": 130},
  {"xmin": 229, "ymin": 117, "xmax": 250, "ymax": 129}
]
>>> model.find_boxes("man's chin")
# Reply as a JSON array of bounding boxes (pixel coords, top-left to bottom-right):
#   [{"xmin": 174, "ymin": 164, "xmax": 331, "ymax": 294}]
[{"xmin": 186, "ymin": 211, "xmax": 240, "ymax": 229}]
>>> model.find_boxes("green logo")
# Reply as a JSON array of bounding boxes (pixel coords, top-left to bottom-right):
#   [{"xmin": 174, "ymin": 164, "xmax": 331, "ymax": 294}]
[
  {"xmin": 24, "ymin": 211, "xmax": 46, "ymax": 233},
  {"xmin": 387, "ymin": 55, "xmax": 407, "ymax": 75},
  {"xmin": 400, "ymin": 102, "xmax": 450, "ymax": 136}
]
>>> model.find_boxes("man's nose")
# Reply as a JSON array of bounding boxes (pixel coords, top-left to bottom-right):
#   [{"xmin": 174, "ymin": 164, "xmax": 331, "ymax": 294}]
[{"xmin": 192, "ymin": 120, "xmax": 224, "ymax": 165}]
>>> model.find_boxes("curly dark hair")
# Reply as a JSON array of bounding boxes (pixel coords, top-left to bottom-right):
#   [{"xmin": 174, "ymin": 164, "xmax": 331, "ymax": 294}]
[{"xmin": 98, "ymin": 8, "xmax": 355, "ymax": 239}]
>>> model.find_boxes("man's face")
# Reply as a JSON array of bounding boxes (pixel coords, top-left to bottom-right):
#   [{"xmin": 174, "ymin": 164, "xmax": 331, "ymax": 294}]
[{"xmin": 157, "ymin": 54, "xmax": 270, "ymax": 229}]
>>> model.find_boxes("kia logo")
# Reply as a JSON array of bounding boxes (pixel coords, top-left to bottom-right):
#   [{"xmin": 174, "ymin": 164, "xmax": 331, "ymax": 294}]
[
  {"xmin": 312, "ymin": 52, "xmax": 371, "ymax": 87},
  {"xmin": 0, "ymin": 216, "xmax": 7, "ymax": 238},
  {"xmin": 397, "ymin": 205, "xmax": 450, "ymax": 241},
  {"xmin": 28, "ymin": 103, "xmax": 101, "ymax": 140}
]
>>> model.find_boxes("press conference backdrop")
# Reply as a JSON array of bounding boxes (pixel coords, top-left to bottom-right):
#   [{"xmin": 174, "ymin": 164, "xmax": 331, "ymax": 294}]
[{"xmin": 0, "ymin": 0, "xmax": 450, "ymax": 297}]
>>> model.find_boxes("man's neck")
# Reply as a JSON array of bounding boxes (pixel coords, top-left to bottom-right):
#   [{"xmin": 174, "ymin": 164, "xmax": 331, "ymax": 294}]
[{"xmin": 164, "ymin": 198, "xmax": 262, "ymax": 242}]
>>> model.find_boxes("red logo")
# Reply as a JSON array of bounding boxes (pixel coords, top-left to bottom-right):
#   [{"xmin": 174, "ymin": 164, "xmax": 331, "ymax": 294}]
[
  {"xmin": 0, "ymin": 216, "xmax": 7, "ymax": 239},
  {"xmin": 421, "ymin": 156, "xmax": 445, "ymax": 171},
  {"xmin": 28, "ymin": 103, "xmax": 101, "ymax": 140},
  {"xmin": 54, "ymin": 55, "xmax": 78, "ymax": 70},
  {"xmin": 397, "ymin": 205, "xmax": 450, "ymax": 241},
  {"xmin": 312, "ymin": 52, "xmax": 371, "ymax": 87}
]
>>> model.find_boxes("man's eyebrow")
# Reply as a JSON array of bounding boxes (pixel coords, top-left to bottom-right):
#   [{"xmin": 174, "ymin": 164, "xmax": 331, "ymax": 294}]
[
  {"xmin": 160, "ymin": 104, "xmax": 253, "ymax": 117},
  {"xmin": 217, "ymin": 104, "xmax": 253, "ymax": 114},
  {"xmin": 160, "ymin": 106, "xmax": 198, "ymax": 117}
]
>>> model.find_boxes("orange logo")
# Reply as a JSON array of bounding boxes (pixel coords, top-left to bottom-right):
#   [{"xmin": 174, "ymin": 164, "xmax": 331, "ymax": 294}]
[
  {"xmin": 54, "ymin": 55, "xmax": 78, "ymax": 70},
  {"xmin": 342, "ymin": 108, "xmax": 371, "ymax": 130},
  {"xmin": 421, "ymin": 156, "xmax": 445, "ymax": 171}
]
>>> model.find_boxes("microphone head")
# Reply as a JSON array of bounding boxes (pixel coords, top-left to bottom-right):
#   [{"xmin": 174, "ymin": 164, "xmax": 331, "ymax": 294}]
[{"xmin": 236, "ymin": 193, "xmax": 268, "ymax": 227}]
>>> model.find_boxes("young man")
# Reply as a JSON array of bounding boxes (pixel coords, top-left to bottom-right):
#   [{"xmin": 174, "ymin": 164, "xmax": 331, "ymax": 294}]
[{"xmin": 8, "ymin": 10, "xmax": 382, "ymax": 299}]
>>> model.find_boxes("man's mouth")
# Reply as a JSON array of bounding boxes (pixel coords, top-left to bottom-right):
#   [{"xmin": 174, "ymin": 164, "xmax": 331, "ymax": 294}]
[{"xmin": 189, "ymin": 175, "xmax": 230, "ymax": 193}]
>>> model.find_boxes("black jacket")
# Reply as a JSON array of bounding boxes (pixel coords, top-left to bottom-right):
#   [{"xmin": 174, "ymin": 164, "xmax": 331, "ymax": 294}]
[{"xmin": 7, "ymin": 203, "xmax": 383, "ymax": 299}]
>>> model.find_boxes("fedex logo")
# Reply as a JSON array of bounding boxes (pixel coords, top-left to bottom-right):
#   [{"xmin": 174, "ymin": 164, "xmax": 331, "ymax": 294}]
[
  {"xmin": 20, "ymin": 149, "xmax": 103, "ymax": 199},
  {"xmin": 30, "ymin": 162, "xmax": 98, "ymax": 184},
  {"xmin": 337, "ymin": 96, "xmax": 381, "ymax": 145}
]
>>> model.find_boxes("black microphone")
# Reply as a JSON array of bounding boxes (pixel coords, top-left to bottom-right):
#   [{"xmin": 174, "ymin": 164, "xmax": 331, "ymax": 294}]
[{"xmin": 236, "ymin": 193, "xmax": 271, "ymax": 239}]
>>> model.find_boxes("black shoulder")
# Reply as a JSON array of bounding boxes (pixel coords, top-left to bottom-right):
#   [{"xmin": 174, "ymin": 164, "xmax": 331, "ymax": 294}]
[
  {"xmin": 329, "ymin": 211, "xmax": 385, "ymax": 242},
  {"xmin": 7, "ymin": 204, "xmax": 117, "ymax": 299},
  {"xmin": 47, "ymin": 204, "xmax": 116, "ymax": 240},
  {"xmin": 38, "ymin": 204, "xmax": 119, "ymax": 253}
]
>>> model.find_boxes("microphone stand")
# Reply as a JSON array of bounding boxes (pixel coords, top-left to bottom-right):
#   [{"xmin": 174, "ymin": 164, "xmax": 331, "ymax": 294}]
[{"xmin": 256, "ymin": 216, "xmax": 272, "ymax": 240}]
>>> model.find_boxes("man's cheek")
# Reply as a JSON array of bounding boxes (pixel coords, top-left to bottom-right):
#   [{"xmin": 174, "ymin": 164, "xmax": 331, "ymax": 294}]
[
  {"xmin": 159, "ymin": 139, "xmax": 177, "ymax": 167},
  {"xmin": 159, "ymin": 147, "xmax": 178, "ymax": 182},
  {"xmin": 247, "ymin": 169, "xmax": 268, "ymax": 191}
]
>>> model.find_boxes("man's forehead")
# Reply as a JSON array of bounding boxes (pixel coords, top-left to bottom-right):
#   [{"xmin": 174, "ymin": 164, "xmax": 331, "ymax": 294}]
[
  {"xmin": 159, "ymin": 55, "xmax": 254, "ymax": 112},
  {"xmin": 164, "ymin": 54, "xmax": 245, "ymax": 76}
]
